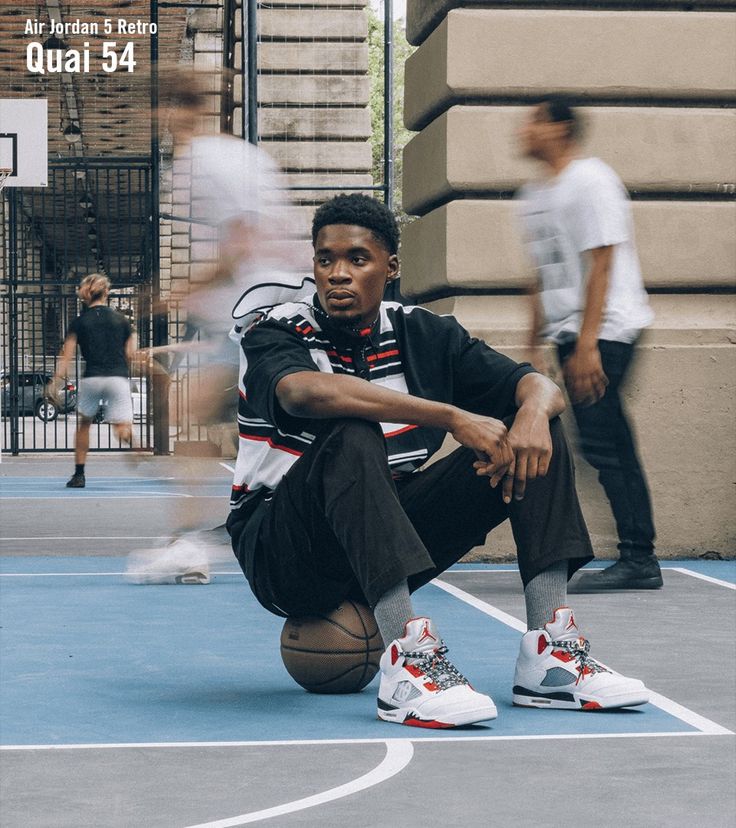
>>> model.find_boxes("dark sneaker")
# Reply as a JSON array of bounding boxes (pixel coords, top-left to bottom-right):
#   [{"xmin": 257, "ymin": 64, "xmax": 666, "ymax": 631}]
[
  {"xmin": 572, "ymin": 557, "xmax": 663, "ymax": 591},
  {"xmin": 65, "ymin": 472, "xmax": 86, "ymax": 488}
]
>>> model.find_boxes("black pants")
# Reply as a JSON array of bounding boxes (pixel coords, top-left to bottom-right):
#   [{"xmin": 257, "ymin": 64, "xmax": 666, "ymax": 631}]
[
  {"xmin": 229, "ymin": 417, "xmax": 593, "ymax": 618},
  {"xmin": 557, "ymin": 339, "xmax": 656, "ymax": 557}
]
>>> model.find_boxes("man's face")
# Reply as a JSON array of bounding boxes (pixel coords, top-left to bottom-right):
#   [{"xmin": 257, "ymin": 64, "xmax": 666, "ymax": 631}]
[
  {"xmin": 313, "ymin": 224, "xmax": 398, "ymax": 327},
  {"xmin": 518, "ymin": 103, "xmax": 565, "ymax": 160}
]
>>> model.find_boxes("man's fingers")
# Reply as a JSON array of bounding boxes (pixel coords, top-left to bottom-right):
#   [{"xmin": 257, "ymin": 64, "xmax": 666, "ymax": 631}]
[
  {"xmin": 513, "ymin": 453, "xmax": 528, "ymax": 501},
  {"xmin": 526, "ymin": 454, "xmax": 539, "ymax": 483},
  {"xmin": 591, "ymin": 371, "xmax": 608, "ymax": 401},
  {"xmin": 502, "ymin": 473, "xmax": 513, "ymax": 503},
  {"xmin": 537, "ymin": 448, "xmax": 552, "ymax": 478}
]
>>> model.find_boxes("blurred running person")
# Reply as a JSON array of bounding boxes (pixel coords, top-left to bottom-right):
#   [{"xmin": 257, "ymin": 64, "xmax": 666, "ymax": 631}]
[
  {"xmin": 52, "ymin": 273, "xmax": 135, "ymax": 489},
  {"xmin": 516, "ymin": 97, "xmax": 661, "ymax": 591},
  {"xmin": 126, "ymin": 68, "xmax": 310, "ymax": 585}
]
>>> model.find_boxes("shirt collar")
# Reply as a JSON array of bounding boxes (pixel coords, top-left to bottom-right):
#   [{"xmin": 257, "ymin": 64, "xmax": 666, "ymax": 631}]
[{"xmin": 311, "ymin": 294, "xmax": 381, "ymax": 346}]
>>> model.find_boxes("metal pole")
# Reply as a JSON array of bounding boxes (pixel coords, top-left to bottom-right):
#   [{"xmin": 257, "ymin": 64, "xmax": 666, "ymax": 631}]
[
  {"xmin": 240, "ymin": 0, "xmax": 247, "ymax": 140},
  {"xmin": 7, "ymin": 189, "xmax": 19, "ymax": 455},
  {"xmin": 150, "ymin": 0, "xmax": 169, "ymax": 454},
  {"xmin": 383, "ymin": 0, "xmax": 394, "ymax": 209},
  {"xmin": 247, "ymin": 0, "xmax": 258, "ymax": 144}
]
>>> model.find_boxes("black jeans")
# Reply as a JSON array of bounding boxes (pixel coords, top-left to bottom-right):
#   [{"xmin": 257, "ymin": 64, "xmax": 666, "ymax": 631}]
[
  {"xmin": 557, "ymin": 339, "xmax": 656, "ymax": 558},
  {"xmin": 229, "ymin": 416, "xmax": 593, "ymax": 618}
]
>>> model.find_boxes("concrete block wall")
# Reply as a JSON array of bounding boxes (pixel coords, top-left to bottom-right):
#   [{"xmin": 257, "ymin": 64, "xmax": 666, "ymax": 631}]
[{"xmin": 402, "ymin": 1, "xmax": 736, "ymax": 557}]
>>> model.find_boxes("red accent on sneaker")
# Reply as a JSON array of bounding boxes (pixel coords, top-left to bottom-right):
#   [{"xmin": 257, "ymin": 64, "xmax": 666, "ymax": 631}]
[
  {"xmin": 552, "ymin": 650, "xmax": 574, "ymax": 663},
  {"xmin": 582, "ymin": 701, "xmax": 602, "ymax": 710},
  {"xmin": 391, "ymin": 644, "xmax": 400, "ymax": 666},
  {"xmin": 417, "ymin": 621, "xmax": 438, "ymax": 645},
  {"xmin": 403, "ymin": 716, "xmax": 455, "ymax": 729},
  {"xmin": 537, "ymin": 634, "xmax": 548, "ymax": 655},
  {"xmin": 423, "ymin": 681, "xmax": 439, "ymax": 692},
  {"xmin": 566, "ymin": 612, "xmax": 577, "ymax": 631},
  {"xmin": 404, "ymin": 663, "xmax": 424, "ymax": 679}
]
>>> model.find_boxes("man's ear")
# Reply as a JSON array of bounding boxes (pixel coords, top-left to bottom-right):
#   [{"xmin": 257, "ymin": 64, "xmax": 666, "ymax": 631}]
[{"xmin": 386, "ymin": 254, "xmax": 399, "ymax": 281}]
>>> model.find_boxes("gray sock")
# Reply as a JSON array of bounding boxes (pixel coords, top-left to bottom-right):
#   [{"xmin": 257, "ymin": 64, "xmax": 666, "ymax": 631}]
[
  {"xmin": 524, "ymin": 560, "xmax": 569, "ymax": 631},
  {"xmin": 373, "ymin": 579, "xmax": 414, "ymax": 645}
]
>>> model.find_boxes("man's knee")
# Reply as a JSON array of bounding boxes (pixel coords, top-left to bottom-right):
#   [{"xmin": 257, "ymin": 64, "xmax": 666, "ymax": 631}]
[{"xmin": 315, "ymin": 418, "xmax": 384, "ymax": 454}]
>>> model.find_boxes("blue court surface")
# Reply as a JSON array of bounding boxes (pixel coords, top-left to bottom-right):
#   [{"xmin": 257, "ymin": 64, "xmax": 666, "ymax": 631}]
[
  {"xmin": 2, "ymin": 558, "xmax": 733, "ymax": 748},
  {"xmin": 0, "ymin": 476, "xmax": 226, "ymax": 499}
]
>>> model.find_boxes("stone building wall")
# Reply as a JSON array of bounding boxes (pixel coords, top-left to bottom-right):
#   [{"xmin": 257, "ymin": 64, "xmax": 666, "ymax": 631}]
[{"xmin": 401, "ymin": 1, "xmax": 736, "ymax": 556}]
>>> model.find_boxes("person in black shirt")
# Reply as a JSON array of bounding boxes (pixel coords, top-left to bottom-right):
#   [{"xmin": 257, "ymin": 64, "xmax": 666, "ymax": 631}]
[
  {"xmin": 53, "ymin": 273, "xmax": 135, "ymax": 488},
  {"xmin": 227, "ymin": 194, "xmax": 649, "ymax": 728}
]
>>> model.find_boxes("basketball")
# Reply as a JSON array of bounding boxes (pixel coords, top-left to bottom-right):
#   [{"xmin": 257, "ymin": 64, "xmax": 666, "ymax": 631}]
[{"xmin": 280, "ymin": 600, "xmax": 384, "ymax": 694}]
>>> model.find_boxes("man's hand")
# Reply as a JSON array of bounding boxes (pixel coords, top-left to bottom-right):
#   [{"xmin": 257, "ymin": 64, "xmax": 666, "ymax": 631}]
[
  {"xmin": 44, "ymin": 378, "xmax": 61, "ymax": 406},
  {"xmin": 562, "ymin": 343, "xmax": 608, "ymax": 406},
  {"xmin": 472, "ymin": 410, "xmax": 553, "ymax": 504},
  {"xmin": 450, "ymin": 413, "xmax": 514, "ymax": 491},
  {"xmin": 504, "ymin": 409, "xmax": 553, "ymax": 502}
]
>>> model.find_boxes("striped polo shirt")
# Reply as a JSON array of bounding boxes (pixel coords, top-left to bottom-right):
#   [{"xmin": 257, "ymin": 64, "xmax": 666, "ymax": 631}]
[{"xmin": 230, "ymin": 296, "xmax": 535, "ymax": 510}]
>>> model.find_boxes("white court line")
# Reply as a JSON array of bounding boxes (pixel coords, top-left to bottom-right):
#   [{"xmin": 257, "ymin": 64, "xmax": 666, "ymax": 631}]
[
  {"xmin": 183, "ymin": 740, "xmax": 414, "ymax": 828},
  {"xmin": 670, "ymin": 567, "xmax": 736, "ymax": 590},
  {"xmin": 0, "ymin": 494, "xmax": 226, "ymax": 500},
  {"xmin": 431, "ymin": 577, "xmax": 525, "ymax": 632},
  {"xmin": 0, "ymin": 570, "xmax": 242, "ymax": 577},
  {"xmin": 431, "ymin": 577, "xmax": 734, "ymax": 737},
  {"xmin": 0, "ymin": 731, "xmax": 728, "ymax": 752},
  {"xmin": 219, "ymin": 462, "xmax": 235, "ymax": 473},
  {"xmin": 0, "ymin": 536, "xmax": 170, "ymax": 541}
]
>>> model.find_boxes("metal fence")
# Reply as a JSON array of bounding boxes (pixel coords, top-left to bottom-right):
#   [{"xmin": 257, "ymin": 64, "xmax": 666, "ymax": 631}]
[
  {"xmin": 1, "ymin": 0, "xmax": 397, "ymax": 454},
  {"xmin": 0, "ymin": 159, "xmax": 157, "ymax": 454}
]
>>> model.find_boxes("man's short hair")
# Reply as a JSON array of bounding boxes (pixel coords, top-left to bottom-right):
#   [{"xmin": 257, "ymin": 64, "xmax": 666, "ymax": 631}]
[
  {"xmin": 159, "ymin": 67, "xmax": 211, "ymax": 109},
  {"xmin": 312, "ymin": 194, "xmax": 400, "ymax": 255},
  {"xmin": 541, "ymin": 96, "xmax": 583, "ymax": 142}
]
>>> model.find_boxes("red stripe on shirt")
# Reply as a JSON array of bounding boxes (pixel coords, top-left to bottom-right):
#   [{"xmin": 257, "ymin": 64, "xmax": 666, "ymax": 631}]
[
  {"xmin": 239, "ymin": 432, "xmax": 304, "ymax": 456},
  {"xmin": 384, "ymin": 424, "xmax": 418, "ymax": 438},
  {"xmin": 367, "ymin": 349, "xmax": 400, "ymax": 363}
]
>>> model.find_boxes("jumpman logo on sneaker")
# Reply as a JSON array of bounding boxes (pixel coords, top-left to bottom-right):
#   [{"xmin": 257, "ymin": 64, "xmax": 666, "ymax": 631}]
[{"xmin": 417, "ymin": 621, "xmax": 437, "ymax": 645}]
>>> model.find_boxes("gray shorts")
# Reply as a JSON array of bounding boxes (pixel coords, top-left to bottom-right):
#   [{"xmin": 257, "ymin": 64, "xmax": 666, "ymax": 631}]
[{"xmin": 77, "ymin": 376, "xmax": 133, "ymax": 423}]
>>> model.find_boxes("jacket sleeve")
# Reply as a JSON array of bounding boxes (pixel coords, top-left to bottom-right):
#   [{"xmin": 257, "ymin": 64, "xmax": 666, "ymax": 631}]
[
  {"xmin": 241, "ymin": 317, "xmax": 320, "ymax": 431},
  {"xmin": 451, "ymin": 323, "xmax": 537, "ymax": 419}
]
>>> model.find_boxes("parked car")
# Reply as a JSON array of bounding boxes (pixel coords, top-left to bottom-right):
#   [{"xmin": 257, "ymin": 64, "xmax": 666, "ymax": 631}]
[{"xmin": 0, "ymin": 371, "xmax": 77, "ymax": 421}]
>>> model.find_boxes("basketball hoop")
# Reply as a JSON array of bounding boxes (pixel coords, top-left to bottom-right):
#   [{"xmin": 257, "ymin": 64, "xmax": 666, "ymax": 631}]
[{"xmin": 0, "ymin": 168, "xmax": 12, "ymax": 191}]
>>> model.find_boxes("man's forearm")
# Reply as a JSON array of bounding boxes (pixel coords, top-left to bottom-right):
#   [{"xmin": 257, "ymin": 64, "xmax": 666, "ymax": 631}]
[
  {"xmin": 527, "ymin": 285, "xmax": 544, "ymax": 349},
  {"xmin": 277, "ymin": 371, "xmax": 459, "ymax": 431},
  {"xmin": 514, "ymin": 372, "xmax": 565, "ymax": 420},
  {"xmin": 578, "ymin": 246, "xmax": 613, "ymax": 349},
  {"xmin": 54, "ymin": 336, "xmax": 77, "ymax": 380}
]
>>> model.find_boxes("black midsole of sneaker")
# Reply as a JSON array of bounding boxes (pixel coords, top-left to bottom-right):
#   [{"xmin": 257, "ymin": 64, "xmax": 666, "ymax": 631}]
[{"xmin": 512, "ymin": 685, "xmax": 576, "ymax": 703}]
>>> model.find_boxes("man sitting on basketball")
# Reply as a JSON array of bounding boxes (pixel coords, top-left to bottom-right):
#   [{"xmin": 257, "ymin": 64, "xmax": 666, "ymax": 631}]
[{"xmin": 227, "ymin": 194, "xmax": 649, "ymax": 727}]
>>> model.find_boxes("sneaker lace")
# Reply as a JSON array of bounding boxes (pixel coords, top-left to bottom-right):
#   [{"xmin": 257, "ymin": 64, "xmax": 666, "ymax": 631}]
[
  {"xmin": 403, "ymin": 645, "xmax": 469, "ymax": 691},
  {"xmin": 550, "ymin": 637, "xmax": 608, "ymax": 682}
]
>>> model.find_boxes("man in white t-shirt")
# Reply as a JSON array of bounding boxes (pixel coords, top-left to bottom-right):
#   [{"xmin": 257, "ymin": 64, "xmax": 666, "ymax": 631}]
[
  {"xmin": 126, "ymin": 68, "xmax": 311, "ymax": 585},
  {"xmin": 516, "ymin": 97, "xmax": 661, "ymax": 591}
]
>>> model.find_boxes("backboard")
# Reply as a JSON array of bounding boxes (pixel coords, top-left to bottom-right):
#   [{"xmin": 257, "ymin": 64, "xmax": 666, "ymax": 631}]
[{"xmin": 0, "ymin": 99, "xmax": 48, "ymax": 187}]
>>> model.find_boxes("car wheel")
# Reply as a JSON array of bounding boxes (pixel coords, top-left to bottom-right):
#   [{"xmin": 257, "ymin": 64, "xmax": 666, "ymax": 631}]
[{"xmin": 35, "ymin": 398, "xmax": 58, "ymax": 421}]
